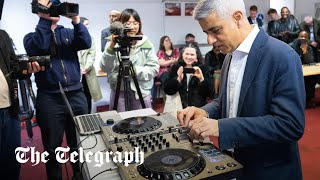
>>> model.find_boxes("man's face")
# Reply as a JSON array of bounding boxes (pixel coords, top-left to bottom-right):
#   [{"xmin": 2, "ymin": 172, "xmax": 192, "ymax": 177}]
[
  {"xmin": 186, "ymin": 37, "xmax": 195, "ymax": 43},
  {"xmin": 281, "ymin": 8, "xmax": 289, "ymax": 19},
  {"xmin": 109, "ymin": 12, "xmax": 119, "ymax": 24},
  {"xmin": 199, "ymin": 12, "xmax": 242, "ymax": 54},
  {"xmin": 250, "ymin": 10, "xmax": 257, "ymax": 19},
  {"xmin": 269, "ymin": 13, "xmax": 277, "ymax": 21}
]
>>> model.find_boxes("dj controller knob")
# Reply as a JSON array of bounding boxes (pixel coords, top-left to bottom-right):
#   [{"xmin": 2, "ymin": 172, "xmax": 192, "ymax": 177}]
[
  {"xmin": 127, "ymin": 135, "xmax": 131, "ymax": 140},
  {"xmin": 141, "ymin": 143, "xmax": 145, "ymax": 147},
  {"xmin": 162, "ymin": 138, "xmax": 166, "ymax": 143},
  {"xmin": 143, "ymin": 135, "xmax": 147, "ymax": 140},
  {"xmin": 155, "ymin": 140, "xmax": 159, "ymax": 146},
  {"xmin": 168, "ymin": 127, "xmax": 172, "ymax": 133},
  {"xmin": 131, "ymin": 141, "xmax": 136, "ymax": 146},
  {"xmin": 165, "ymin": 141, "xmax": 170, "ymax": 147},
  {"xmin": 106, "ymin": 119, "xmax": 114, "ymax": 125},
  {"xmin": 138, "ymin": 139, "xmax": 142, "ymax": 145},
  {"xmin": 172, "ymin": 133, "xmax": 175, "ymax": 138},
  {"xmin": 145, "ymin": 138, "xmax": 149, "ymax": 143},
  {"xmin": 158, "ymin": 144, "xmax": 162, "ymax": 150},
  {"xmin": 178, "ymin": 128, "xmax": 182, "ymax": 134},
  {"xmin": 149, "ymin": 134, "xmax": 153, "ymax": 139},
  {"xmin": 143, "ymin": 146, "xmax": 148, "ymax": 153},
  {"xmin": 175, "ymin": 136, "xmax": 180, "ymax": 142},
  {"xmin": 114, "ymin": 137, "xmax": 118, "ymax": 143},
  {"xmin": 156, "ymin": 132, "xmax": 160, "ymax": 137},
  {"xmin": 148, "ymin": 142, "xmax": 152, "ymax": 147},
  {"xmin": 116, "ymin": 146, "xmax": 123, "ymax": 152},
  {"xmin": 159, "ymin": 135, "xmax": 163, "ymax": 141},
  {"xmin": 151, "ymin": 145, "xmax": 155, "ymax": 151},
  {"xmin": 152, "ymin": 137, "xmax": 156, "ymax": 142}
]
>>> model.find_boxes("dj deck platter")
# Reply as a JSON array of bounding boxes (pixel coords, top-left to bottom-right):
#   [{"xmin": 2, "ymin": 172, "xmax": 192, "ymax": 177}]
[
  {"xmin": 100, "ymin": 113, "xmax": 243, "ymax": 180},
  {"xmin": 137, "ymin": 149, "xmax": 206, "ymax": 179},
  {"xmin": 112, "ymin": 116, "xmax": 162, "ymax": 134}
]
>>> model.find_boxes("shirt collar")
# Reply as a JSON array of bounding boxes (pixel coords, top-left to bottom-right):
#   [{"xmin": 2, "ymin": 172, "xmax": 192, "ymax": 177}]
[{"xmin": 234, "ymin": 25, "xmax": 260, "ymax": 54}]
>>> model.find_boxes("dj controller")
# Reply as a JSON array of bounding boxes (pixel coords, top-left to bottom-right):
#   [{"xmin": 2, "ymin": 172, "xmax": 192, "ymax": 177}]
[{"xmin": 100, "ymin": 113, "xmax": 243, "ymax": 180}]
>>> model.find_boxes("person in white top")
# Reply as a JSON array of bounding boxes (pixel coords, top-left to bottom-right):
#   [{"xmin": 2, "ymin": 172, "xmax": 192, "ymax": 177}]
[{"xmin": 177, "ymin": 0, "xmax": 305, "ymax": 180}]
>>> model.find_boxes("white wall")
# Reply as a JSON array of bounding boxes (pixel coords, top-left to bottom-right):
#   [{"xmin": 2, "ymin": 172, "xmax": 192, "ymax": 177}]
[{"xmin": 295, "ymin": 0, "xmax": 320, "ymax": 23}]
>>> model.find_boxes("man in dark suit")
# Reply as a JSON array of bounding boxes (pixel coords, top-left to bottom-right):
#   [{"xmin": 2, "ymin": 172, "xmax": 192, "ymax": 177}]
[
  {"xmin": 100, "ymin": 10, "xmax": 120, "ymax": 52},
  {"xmin": 300, "ymin": 16, "xmax": 320, "ymax": 62},
  {"xmin": 247, "ymin": 5, "xmax": 263, "ymax": 28},
  {"xmin": 178, "ymin": 1, "xmax": 305, "ymax": 180}
]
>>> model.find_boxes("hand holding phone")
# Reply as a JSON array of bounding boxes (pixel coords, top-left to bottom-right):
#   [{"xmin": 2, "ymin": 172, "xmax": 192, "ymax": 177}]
[{"xmin": 183, "ymin": 67, "xmax": 195, "ymax": 74}]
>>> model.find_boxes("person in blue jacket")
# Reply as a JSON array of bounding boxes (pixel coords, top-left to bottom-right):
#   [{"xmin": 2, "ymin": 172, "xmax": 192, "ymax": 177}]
[
  {"xmin": 23, "ymin": 0, "xmax": 91, "ymax": 179},
  {"xmin": 178, "ymin": 0, "xmax": 305, "ymax": 180}
]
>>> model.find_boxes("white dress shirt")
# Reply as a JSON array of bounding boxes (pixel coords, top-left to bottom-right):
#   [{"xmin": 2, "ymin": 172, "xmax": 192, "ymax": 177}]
[{"xmin": 227, "ymin": 25, "xmax": 260, "ymax": 118}]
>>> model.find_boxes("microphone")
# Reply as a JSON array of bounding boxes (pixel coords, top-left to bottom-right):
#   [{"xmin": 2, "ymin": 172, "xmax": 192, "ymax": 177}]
[{"xmin": 110, "ymin": 21, "xmax": 125, "ymax": 36}]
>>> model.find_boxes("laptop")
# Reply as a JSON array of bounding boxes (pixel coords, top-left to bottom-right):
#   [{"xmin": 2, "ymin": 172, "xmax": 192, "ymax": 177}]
[{"xmin": 59, "ymin": 82, "xmax": 105, "ymax": 135}]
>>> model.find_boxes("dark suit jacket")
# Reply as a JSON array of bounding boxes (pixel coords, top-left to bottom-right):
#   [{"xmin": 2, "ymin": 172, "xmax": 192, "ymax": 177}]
[
  {"xmin": 202, "ymin": 30, "xmax": 305, "ymax": 180},
  {"xmin": 101, "ymin": 27, "xmax": 111, "ymax": 52},
  {"xmin": 247, "ymin": 17, "xmax": 263, "ymax": 28},
  {"xmin": 300, "ymin": 19, "xmax": 320, "ymax": 44}
]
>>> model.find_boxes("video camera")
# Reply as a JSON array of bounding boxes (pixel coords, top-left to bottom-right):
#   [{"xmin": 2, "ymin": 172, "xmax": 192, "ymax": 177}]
[
  {"xmin": 110, "ymin": 21, "xmax": 142, "ymax": 50},
  {"xmin": 31, "ymin": 0, "xmax": 79, "ymax": 17},
  {"xmin": 17, "ymin": 54, "xmax": 51, "ymax": 70}
]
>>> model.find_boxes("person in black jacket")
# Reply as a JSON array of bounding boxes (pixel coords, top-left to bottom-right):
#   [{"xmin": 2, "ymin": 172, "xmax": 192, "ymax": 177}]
[
  {"xmin": 164, "ymin": 44, "xmax": 210, "ymax": 108},
  {"xmin": 0, "ymin": 29, "xmax": 41, "ymax": 180},
  {"xmin": 204, "ymin": 45, "xmax": 225, "ymax": 98},
  {"xmin": 270, "ymin": 7, "xmax": 300, "ymax": 44},
  {"xmin": 290, "ymin": 31, "xmax": 317, "ymax": 107}
]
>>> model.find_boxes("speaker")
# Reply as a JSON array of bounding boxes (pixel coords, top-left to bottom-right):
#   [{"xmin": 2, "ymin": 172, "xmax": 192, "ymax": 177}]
[{"xmin": 0, "ymin": 0, "xmax": 4, "ymax": 20}]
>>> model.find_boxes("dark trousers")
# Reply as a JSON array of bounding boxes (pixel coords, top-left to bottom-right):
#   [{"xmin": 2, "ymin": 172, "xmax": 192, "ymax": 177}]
[
  {"xmin": 0, "ymin": 107, "xmax": 21, "ymax": 180},
  {"xmin": 304, "ymin": 76, "xmax": 316, "ymax": 101},
  {"xmin": 82, "ymin": 75, "xmax": 92, "ymax": 113},
  {"xmin": 36, "ymin": 90, "xmax": 87, "ymax": 180}
]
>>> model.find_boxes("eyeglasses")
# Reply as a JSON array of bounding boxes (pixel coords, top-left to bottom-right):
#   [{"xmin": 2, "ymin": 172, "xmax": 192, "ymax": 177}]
[{"xmin": 124, "ymin": 21, "xmax": 140, "ymax": 27}]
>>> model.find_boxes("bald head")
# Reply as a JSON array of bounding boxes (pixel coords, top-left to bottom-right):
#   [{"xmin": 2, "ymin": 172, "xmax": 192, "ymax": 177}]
[
  {"xmin": 109, "ymin": 10, "xmax": 121, "ymax": 24},
  {"xmin": 304, "ymin": 16, "xmax": 313, "ymax": 26}
]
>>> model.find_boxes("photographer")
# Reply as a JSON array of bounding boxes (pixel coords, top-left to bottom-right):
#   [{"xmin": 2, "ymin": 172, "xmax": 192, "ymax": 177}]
[
  {"xmin": 163, "ymin": 45, "xmax": 210, "ymax": 108},
  {"xmin": 100, "ymin": 8, "xmax": 159, "ymax": 112},
  {"xmin": 290, "ymin": 31, "xmax": 317, "ymax": 107},
  {"xmin": 0, "ymin": 29, "xmax": 42, "ymax": 180},
  {"xmin": 23, "ymin": 0, "xmax": 91, "ymax": 179}
]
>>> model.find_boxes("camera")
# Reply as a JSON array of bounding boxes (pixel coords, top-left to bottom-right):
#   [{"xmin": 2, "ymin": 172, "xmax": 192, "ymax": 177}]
[
  {"xmin": 183, "ymin": 67, "xmax": 195, "ymax": 74},
  {"xmin": 31, "ymin": 0, "xmax": 79, "ymax": 17},
  {"xmin": 114, "ymin": 27, "xmax": 143, "ymax": 48},
  {"xmin": 110, "ymin": 21, "xmax": 143, "ymax": 50},
  {"xmin": 17, "ymin": 54, "xmax": 51, "ymax": 70}
]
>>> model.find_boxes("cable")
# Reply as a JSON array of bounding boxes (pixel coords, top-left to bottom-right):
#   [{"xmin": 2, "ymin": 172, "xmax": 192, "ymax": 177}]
[
  {"xmin": 77, "ymin": 134, "xmax": 92, "ymax": 148},
  {"xmin": 83, "ymin": 134, "xmax": 98, "ymax": 151},
  {"xmin": 90, "ymin": 167, "xmax": 118, "ymax": 180}
]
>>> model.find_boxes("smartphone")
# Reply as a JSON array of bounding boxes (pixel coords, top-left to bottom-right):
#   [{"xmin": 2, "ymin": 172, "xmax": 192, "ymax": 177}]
[
  {"xmin": 299, "ymin": 39, "xmax": 307, "ymax": 44},
  {"xmin": 183, "ymin": 68, "xmax": 195, "ymax": 74}
]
